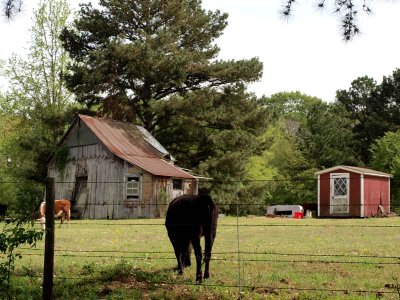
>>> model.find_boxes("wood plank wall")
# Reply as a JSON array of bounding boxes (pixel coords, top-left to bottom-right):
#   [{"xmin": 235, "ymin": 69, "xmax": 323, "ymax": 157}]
[{"xmin": 49, "ymin": 143, "xmax": 197, "ymax": 219}]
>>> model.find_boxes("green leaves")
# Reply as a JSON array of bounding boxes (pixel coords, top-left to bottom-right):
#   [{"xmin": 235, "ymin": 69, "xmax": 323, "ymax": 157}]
[
  {"xmin": 152, "ymin": 87, "xmax": 268, "ymax": 213},
  {"xmin": 336, "ymin": 71, "xmax": 400, "ymax": 163},
  {"xmin": 371, "ymin": 131, "xmax": 400, "ymax": 173},
  {"xmin": 370, "ymin": 130, "xmax": 400, "ymax": 211},
  {"xmin": 299, "ymin": 102, "xmax": 359, "ymax": 168},
  {"xmin": 3, "ymin": 0, "xmax": 75, "ymax": 182},
  {"xmin": 0, "ymin": 223, "xmax": 43, "ymax": 298}
]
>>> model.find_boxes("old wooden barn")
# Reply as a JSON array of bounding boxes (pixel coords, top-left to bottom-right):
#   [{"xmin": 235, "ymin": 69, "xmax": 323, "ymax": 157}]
[
  {"xmin": 48, "ymin": 114, "xmax": 197, "ymax": 219},
  {"xmin": 315, "ymin": 166, "xmax": 392, "ymax": 218}
]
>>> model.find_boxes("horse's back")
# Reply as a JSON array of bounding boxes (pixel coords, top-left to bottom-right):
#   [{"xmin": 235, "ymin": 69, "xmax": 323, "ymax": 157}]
[{"xmin": 166, "ymin": 194, "xmax": 215, "ymax": 224}]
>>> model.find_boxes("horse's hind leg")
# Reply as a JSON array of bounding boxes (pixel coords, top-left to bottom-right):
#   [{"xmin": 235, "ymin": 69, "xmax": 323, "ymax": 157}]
[
  {"xmin": 170, "ymin": 237, "xmax": 190, "ymax": 275},
  {"xmin": 65, "ymin": 208, "xmax": 71, "ymax": 227},
  {"xmin": 204, "ymin": 234, "xmax": 213, "ymax": 279},
  {"xmin": 59, "ymin": 215, "xmax": 64, "ymax": 228},
  {"xmin": 191, "ymin": 237, "xmax": 202, "ymax": 284},
  {"xmin": 184, "ymin": 243, "xmax": 192, "ymax": 267},
  {"xmin": 179, "ymin": 239, "xmax": 191, "ymax": 270},
  {"xmin": 68, "ymin": 212, "xmax": 70, "ymax": 227},
  {"xmin": 170, "ymin": 239, "xmax": 184, "ymax": 274}
]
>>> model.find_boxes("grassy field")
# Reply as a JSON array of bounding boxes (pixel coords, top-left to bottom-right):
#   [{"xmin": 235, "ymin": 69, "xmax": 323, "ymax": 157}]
[{"xmin": 3, "ymin": 216, "xmax": 400, "ymax": 299}]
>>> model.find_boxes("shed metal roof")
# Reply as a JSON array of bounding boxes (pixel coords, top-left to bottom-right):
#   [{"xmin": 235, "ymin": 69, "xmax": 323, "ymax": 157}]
[
  {"xmin": 314, "ymin": 165, "xmax": 393, "ymax": 178},
  {"xmin": 77, "ymin": 115, "xmax": 195, "ymax": 179}
]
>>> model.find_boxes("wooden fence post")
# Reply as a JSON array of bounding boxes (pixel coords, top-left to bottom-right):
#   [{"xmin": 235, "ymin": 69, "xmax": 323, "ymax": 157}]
[{"xmin": 43, "ymin": 177, "xmax": 55, "ymax": 300}]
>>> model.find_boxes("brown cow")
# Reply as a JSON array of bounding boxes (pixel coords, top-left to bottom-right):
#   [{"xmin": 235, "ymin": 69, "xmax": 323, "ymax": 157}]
[{"xmin": 37, "ymin": 199, "xmax": 71, "ymax": 230}]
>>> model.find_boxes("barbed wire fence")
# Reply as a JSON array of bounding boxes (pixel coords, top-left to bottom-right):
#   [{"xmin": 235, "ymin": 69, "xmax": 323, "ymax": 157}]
[{"xmin": 0, "ymin": 177, "xmax": 400, "ymax": 299}]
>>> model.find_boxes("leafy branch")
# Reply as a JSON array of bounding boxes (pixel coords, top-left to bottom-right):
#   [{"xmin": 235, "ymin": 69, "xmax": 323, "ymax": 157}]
[{"xmin": 0, "ymin": 223, "xmax": 43, "ymax": 299}]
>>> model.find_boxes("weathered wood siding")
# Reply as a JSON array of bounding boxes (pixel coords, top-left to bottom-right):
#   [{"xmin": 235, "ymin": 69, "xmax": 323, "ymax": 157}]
[
  {"xmin": 48, "ymin": 121, "xmax": 198, "ymax": 219},
  {"xmin": 123, "ymin": 165, "xmax": 156, "ymax": 218},
  {"xmin": 48, "ymin": 144, "xmax": 127, "ymax": 219},
  {"xmin": 49, "ymin": 144, "xmax": 193, "ymax": 219},
  {"xmin": 153, "ymin": 177, "xmax": 171, "ymax": 218}
]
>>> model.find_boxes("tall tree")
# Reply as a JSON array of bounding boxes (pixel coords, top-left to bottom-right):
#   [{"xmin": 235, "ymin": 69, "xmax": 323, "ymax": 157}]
[
  {"xmin": 247, "ymin": 119, "xmax": 315, "ymax": 207},
  {"xmin": 379, "ymin": 69, "xmax": 400, "ymax": 125},
  {"xmin": 246, "ymin": 92, "xmax": 325, "ymax": 209},
  {"xmin": 4, "ymin": 0, "xmax": 74, "ymax": 181},
  {"xmin": 60, "ymin": 0, "xmax": 263, "ymax": 132},
  {"xmin": 155, "ymin": 86, "xmax": 268, "ymax": 213},
  {"xmin": 336, "ymin": 71, "xmax": 400, "ymax": 163},
  {"xmin": 261, "ymin": 91, "xmax": 321, "ymax": 127},
  {"xmin": 0, "ymin": 113, "xmax": 18, "ymax": 206},
  {"xmin": 298, "ymin": 102, "xmax": 360, "ymax": 168},
  {"xmin": 370, "ymin": 130, "xmax": 400, "ymax": 210},
  {"xmin": 0, "ymin": 2, "xmax": 69, "ymax": 292}
]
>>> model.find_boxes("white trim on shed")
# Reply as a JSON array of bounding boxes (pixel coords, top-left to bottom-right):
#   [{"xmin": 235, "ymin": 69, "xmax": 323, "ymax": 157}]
[{"xmin": 315, "ymin": 165, "xmax": 392, "ymax": 178}]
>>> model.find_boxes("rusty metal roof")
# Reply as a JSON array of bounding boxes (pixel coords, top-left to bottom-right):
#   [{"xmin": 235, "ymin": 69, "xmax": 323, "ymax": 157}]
[{"xmin": 78, "ymin": 115, "xmax": 195, "ymax": 179}]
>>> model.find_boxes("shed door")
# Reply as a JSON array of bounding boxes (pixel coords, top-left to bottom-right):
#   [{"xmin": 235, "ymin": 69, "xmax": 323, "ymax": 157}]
[{"xmin": 330, "ymin": 173, "xmax": 350, "ymax": 215}]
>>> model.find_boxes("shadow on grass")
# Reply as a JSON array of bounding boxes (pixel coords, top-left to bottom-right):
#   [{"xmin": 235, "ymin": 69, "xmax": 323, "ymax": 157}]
[
  {"xmin": 68, "ymin": 262, "xmax": 222, "ymax": 300},
  {"xmin": 10, "ymin": 262, "xmax": 225, "ymax": 299},
  {"xmin": 50, "ymin": 263, "xmax": 181, "ymax": 299},
  {"xmin": 98, "ymin": 263, "xmax": 176, "ymax": 287}
]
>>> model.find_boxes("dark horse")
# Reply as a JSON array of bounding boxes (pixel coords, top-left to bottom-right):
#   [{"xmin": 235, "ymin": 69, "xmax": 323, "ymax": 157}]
[{"xmin": 165, "ymin": 194, "xmax": 218, "ymax": 283}]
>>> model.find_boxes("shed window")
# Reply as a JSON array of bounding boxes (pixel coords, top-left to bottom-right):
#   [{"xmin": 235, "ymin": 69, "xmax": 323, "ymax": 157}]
[
  {"xmin": 126, "ymin": 176, "xmax": 141, "ymax": 200},
  {"xmin": 333, "ymin": 177, "xmax": 347, "ymax": 196}
]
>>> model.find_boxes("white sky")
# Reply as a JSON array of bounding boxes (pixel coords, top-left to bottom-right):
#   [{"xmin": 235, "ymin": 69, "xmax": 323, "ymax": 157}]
[{"xmin": 1, "ymin": 0, "xmax": 400, "ymax": 102}]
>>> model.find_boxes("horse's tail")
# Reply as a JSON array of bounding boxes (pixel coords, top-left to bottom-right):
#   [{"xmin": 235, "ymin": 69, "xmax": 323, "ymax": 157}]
[
  {"xmin": 201, "ymin": 195, "xmax": 218, "ymax": 266},
  {"xmin": 39, "ymin": 201, "xmax": 46, "ymax": 218},
  {"xmin": 201, "ymin": 195, "xmax": 218, "ymax": 230},
  {"xmin": 65, "ymin": 201, "xmax": 71, "ymax": 222}
]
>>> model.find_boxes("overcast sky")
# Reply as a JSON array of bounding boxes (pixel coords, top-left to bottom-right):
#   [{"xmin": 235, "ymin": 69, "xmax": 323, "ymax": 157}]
[{"xmin": 1, "ymin": 0, "xmax": 400, "ymax": 102}]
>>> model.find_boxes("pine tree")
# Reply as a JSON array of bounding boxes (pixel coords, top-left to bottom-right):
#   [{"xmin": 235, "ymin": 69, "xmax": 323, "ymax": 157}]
[{"xmin": 61, "ymin": 0, "xmax": 263, "ymax": 132}]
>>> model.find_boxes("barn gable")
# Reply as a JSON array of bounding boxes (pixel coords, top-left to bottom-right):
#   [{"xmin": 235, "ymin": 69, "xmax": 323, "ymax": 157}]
[
  {"xmin": 48, "ymin": 115, "xmax": 197, "ymax": 219},
  {"xmin": 63, "ymin": 119, "xmax": 100, "ymax": 148}
]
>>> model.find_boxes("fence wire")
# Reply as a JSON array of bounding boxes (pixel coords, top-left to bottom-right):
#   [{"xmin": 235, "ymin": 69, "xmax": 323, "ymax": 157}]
[
  {"xmin": 3, "ymin": 219, "xmax": 400, "ymax": 298},
  {"xmin": 18, "ymin": 247, "xmax": 400, "ymax": 261},
  {"xmin": 16, "ymin": 252, "xmax": 400, "ymax": 266},
  {"xmin": 1, "ymin": 177, "xmax": 400, "ymax": 299}
]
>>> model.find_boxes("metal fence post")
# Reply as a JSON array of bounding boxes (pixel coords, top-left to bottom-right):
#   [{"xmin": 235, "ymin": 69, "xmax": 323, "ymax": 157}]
[{"xmin": 43, "ymin": 177, "xmax": 55, "ymax": 300}]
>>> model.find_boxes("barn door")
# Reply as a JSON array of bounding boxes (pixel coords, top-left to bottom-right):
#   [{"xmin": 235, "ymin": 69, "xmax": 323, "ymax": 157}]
[
  {"xmin": 330, "ymin": 173, "xmax": 350, "ymax": 215},
  {"xmin": 73, "ymin": 176, "xmax": 88, "ymax": 202},
  {"xmin": 72, "ymin": 176, "xmax": 88, "ymax": 218}
]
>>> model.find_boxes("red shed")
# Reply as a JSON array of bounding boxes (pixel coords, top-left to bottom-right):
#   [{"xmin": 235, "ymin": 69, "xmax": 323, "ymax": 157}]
[{"xmin": 315, "ymin": 166, "xmax": 392, "ymax": 218}]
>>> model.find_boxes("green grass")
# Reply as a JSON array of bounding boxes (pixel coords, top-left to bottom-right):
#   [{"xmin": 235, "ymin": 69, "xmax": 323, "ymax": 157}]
[{"xmin": 2, "ymin": 216, "xmax": 400, "ymax": 299}]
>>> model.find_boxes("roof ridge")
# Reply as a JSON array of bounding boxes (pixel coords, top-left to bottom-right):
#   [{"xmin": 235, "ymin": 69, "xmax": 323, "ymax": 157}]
[{"xmin": 315, "ymin": 165, "xmax": 392, "ymax": 178}]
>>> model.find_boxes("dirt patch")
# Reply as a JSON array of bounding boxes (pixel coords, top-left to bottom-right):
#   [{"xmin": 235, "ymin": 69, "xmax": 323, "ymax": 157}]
[
  {"xmin": 255, "ymin": 287, "xmax": 280, "ymax": 296},
  {"xmin": 99, "ymin": 276, "xmax": 224, "ymax": 300},
  {"xmin": 106, "ymin": 276, "xmax": 149, "ymax": 289},
  {"xmin": 98, "ymin": 275, "xmax": 150, "ymax": 298}
]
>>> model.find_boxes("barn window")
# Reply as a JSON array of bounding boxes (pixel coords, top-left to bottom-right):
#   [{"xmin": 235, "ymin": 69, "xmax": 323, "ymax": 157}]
[
  {"xmin": 126, "ymin": 175, "xmax": 141, "ymax": 201},
  {"xmin": 173, "ymin": 179, "xmax": 183, "ymax": 190}
]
